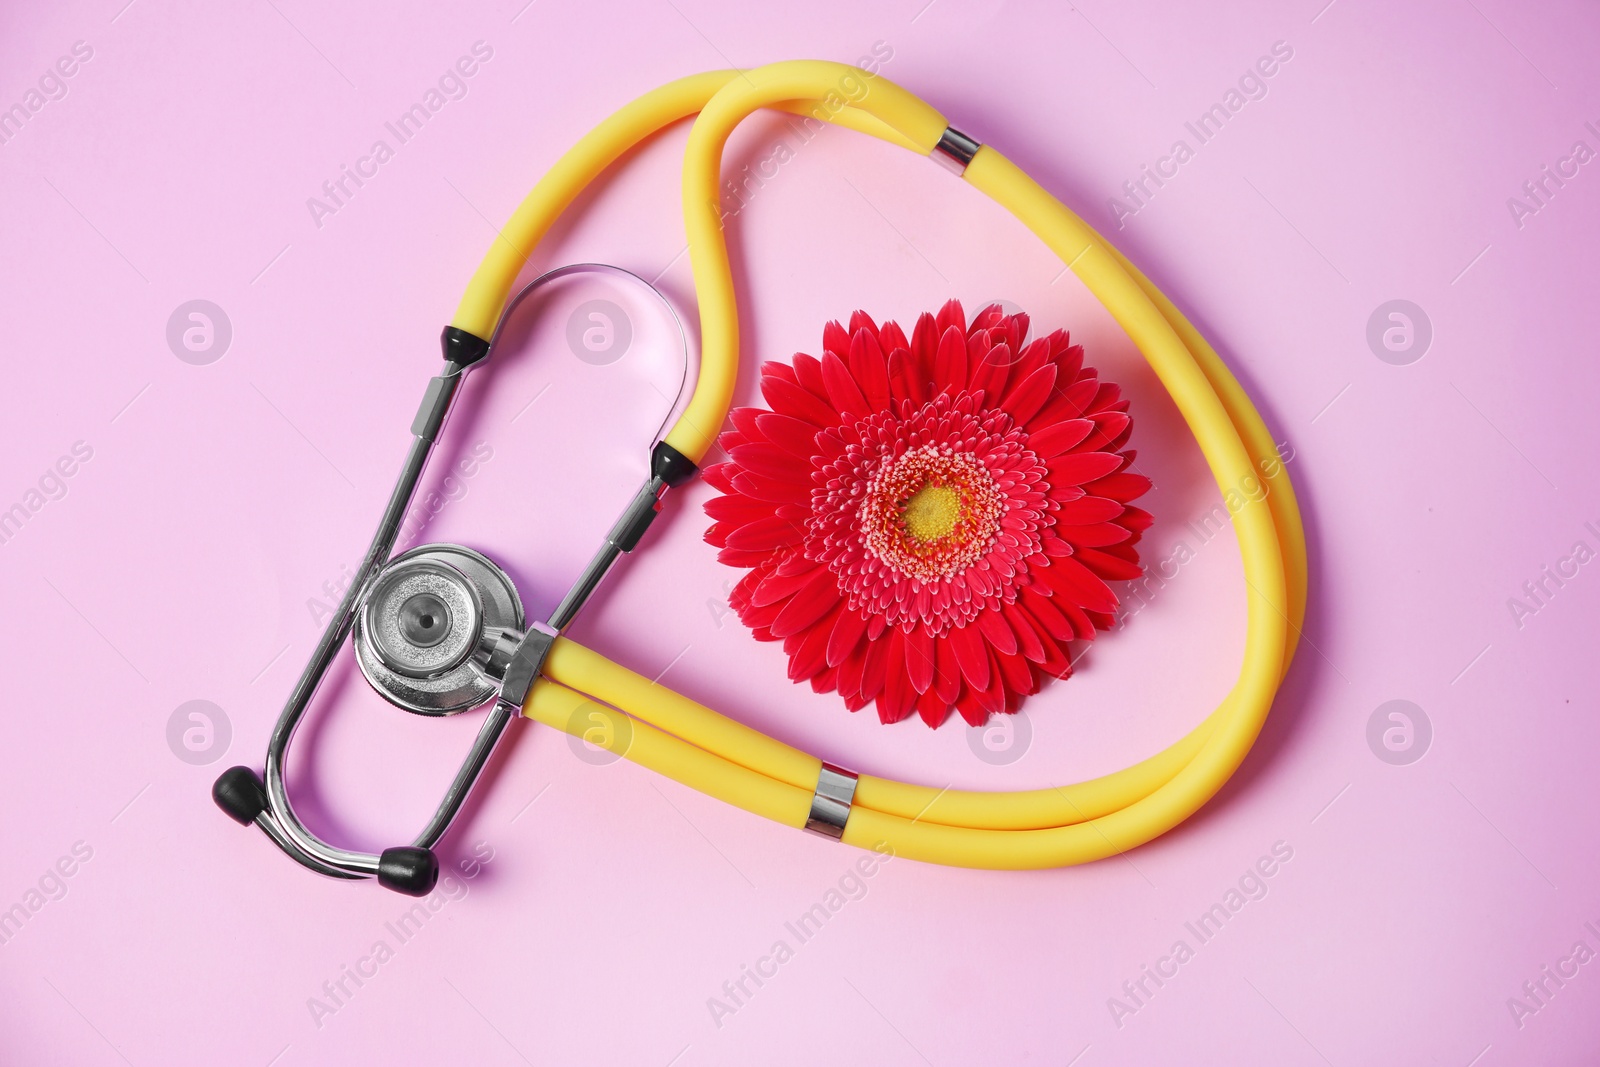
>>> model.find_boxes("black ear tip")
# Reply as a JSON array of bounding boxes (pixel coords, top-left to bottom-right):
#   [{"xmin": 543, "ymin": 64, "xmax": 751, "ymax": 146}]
[
  {"xmin": 213, "ymin": 766, "xmax": 268, "ymax": 825},
  {"xmin": 378, "ymin": 846, "xmax": 439, "ymax": 897}
]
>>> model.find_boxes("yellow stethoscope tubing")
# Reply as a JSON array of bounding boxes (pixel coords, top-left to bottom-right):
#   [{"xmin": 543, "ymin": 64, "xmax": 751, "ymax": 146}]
[
  {"xmin": 448, "ymin": 72, "xmax": 913, "ymax": 350},
  {"xmin": 454, "ymin": 61, "xmax": 1306, "ymax": 869}
]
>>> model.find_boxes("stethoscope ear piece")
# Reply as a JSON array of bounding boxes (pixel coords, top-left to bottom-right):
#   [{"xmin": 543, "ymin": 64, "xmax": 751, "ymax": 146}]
[
  {"xmin": 377, "ymin": 846, "xmax": 440, "ymax": 897},
  {"xmin": 212, "ymin": 766, "xmax": 269, "ymax": 826}
]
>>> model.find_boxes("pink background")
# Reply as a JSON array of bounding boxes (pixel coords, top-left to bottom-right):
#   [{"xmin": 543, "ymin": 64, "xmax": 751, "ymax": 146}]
[{"xmin": 3, "ymin": 0, "xmax": 1598, "ymax": 1063}]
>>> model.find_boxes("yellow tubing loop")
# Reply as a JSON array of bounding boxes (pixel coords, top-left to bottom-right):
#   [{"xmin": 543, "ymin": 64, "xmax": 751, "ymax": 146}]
[{"xmin": 450, "ymin": 61, "xmax": 1308, "ymax": 869}]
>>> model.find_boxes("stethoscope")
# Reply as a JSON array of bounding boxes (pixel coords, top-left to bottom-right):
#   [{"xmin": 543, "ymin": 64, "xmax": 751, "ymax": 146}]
[{"xmin": 214, "ymin": 61, "xmax": 1307, "ymax": 896}]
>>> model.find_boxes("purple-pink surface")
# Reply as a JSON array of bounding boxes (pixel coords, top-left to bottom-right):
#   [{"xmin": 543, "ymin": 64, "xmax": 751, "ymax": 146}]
[{"xmin": 3, "ymin": 1, "xmax": 1598, "ymax": 1064}]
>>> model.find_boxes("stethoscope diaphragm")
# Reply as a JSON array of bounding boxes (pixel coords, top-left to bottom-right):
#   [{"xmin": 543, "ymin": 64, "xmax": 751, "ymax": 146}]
[{"xmin": 353, "ymin": 543, "xmax": 524, "ymax": 716}]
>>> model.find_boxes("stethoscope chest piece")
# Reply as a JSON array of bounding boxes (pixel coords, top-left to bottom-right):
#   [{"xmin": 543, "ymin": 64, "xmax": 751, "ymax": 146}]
[{"xmin": 354, "ymin": 543, "xmax": 525, "ymax": 716}]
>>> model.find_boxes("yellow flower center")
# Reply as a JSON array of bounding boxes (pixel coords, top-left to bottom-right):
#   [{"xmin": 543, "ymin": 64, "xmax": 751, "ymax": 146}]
[
  {"xmin": 901, "ymin": 483, "xmax": 962, "ymax": 542},
  {"xmin": 860, "ymin": 445, "xmax": 1001, "ymax": 583}
]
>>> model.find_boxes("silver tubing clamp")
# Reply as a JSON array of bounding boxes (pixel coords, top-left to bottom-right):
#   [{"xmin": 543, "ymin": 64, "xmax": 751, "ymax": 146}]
[
  {"xmin": 804, "ymin": 762, "xmax": 859, "ymax": 840},
  {"xmin": 932, "ymin": 126, "xmax": 981, "ymax": 175}
]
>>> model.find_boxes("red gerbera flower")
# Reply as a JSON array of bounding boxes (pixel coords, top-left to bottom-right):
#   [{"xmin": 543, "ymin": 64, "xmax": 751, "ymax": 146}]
[{"xmin": 703, "ymin": 300, "xmax": 1151, "ymax": 728}]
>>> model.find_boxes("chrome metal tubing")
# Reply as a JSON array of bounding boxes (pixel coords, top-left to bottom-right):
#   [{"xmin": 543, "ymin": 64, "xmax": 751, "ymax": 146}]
[
  {"xmin": 412, "ymin": 699, "xmax": 517, "ymax": 848},
  {"xmin": 254, "ymin": 811, "xmax": 363, "ymax": 879},
  {"xmin": 261, "ymin": 363, "xmax": 469, "ymax": 877},
  {"xmin": 546, "ymin": 475, "xmax": 666, "ymax": 632},
  {"xmin": 547, "ymin": 542, "xmax": 623, "ymax": 633}
]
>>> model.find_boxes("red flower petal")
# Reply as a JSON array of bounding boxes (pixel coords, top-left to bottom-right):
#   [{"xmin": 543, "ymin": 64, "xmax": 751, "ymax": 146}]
[
  {"xmin": 751, "ymin": 563, "xmax": 827, "ymax": 607},
  {"xmin": 716, "ymin": 545, "xmax": 782, "ymax": 568},
  {"xmin": 1054, "ymin": 338, "xmax": 1086, "ymax": 382},
  {"xmin": 995, "ymin": 646, "xmax": 1034, "ymax": 695},
  {"xmin": 933, "ymin": 633, "xmax": 962, "ymax": 705},
  {"xmin": 792, "ymin": 352, "xmax": 831, "ymax": 402},
  {"xmin": 999, "ymin": 363, "xmax": 1057, "ymax": 425},
  {"xmin": 905, "ymin": 623, "xmax": 936, "ymax": 695},
  {"xmin": 1047, "ymin": 483, "xmax": 1088, "ymax": 505},
  {"xmin": 910, "ymin": 312, "xmax": 938, "ymax": 371},
  {"xmin": 879, "ymin": 319, "xmax": 909, "ymax": 353},
  {"xmin": 949, "ymin": 620, "xmax": 992, "ymax": 690},
  {"xmin": 1056, "ymin": 597, "xmax": 1098, "ymax": 641},
  {"xmin": 956, "ymin": 689, "xmax": 987, "ymax": 726},
  {"xmin": 850, "ymin": 328, "xmax": 893, "ymax": 412},
  {"xmin": 769, "ymin": 568, "xmax": 843, "ymax": 638},
  {"xmin": 761, "ymin": 375, "xmax": 838, "ymax": 428},
  {"xmin": 836, "ymin": 639, "xmax": 867, "ymax": 698},
  {"xmin": 723, "ymin": 515, "xmax": 805, "ymax": 552},
  {"xmin": 1029, "ymin": 377, "xmax": 1099, "ymax": 427},
  {"xmin": 1056, "ymin": 522, "xmax": 1133, "ymax": 548},
  {"xmin": 703, "ymin": 494, "xmax": 774, "ymax": 525},
  {"xmin": 1055, "ymin": 496, "xmax": 1126, "ymax": 524},
  {"xmin": 760, "ymin": 359, "xmax": 800, "ymax": 387},
  {"xmin": 1037, "ymin": 555, "xmax": 1119, "ymax": 613},
  {"xmin": 826, "ymin": 605, "xmax": 870, "ymax": 668},
  {"xmin": 971, "ymin": 304, "xmax": 1006, "ymax": 333},
  {"xmin": 968, "ymin": 341, "xmax": 1010, "ymax": 404},
  {"xmin": 1002, "ymin": 601, "xmax": 1047, "ymax": 664},
  {"xmin": 1074, "ymin": 546, "xmax": 1145, "ymax": 582},
  {"xmin": 729, "ymin": 443, "xmax": 810, "ymax": 485},
  {"xmin": 887, "ymin": 347, "xmax": 925, "ymax": 407},
  {"xmin": 701, "ymin": 462, "xmax": 738, "ymax": 494},
  {"xmin": 916, "ymin": 686, "xmax": 952, "ymax": 728},
  {"xmin": 787, "ymin": 603, "xmax": 837, "ymax": 681},
  {"xmin": 728, "ymin": 405, "xmax": 764, "ymax": 441},
  {"xmin": 935, "ymin": 298, "xmax": 965, "ymax": 336},
  {"xmin": 859, "ymin": 633, "xmax": 890, "ymax": 702},
  {"xmin": 1013, "ymin": 336, "xmax": 1052, "ymax": 381},
  {"xmin": 876, "ymin": 629, "xmax": 915, "ymax": 723},
  {"xmin": 934, "ymin": 325, "xmax": 968, "ymax": 392},
  {"xmin": 1037, "ymin": 634, "xmax": 1072, "ymax": 679},
  {"xmin": 730, "ymin": 470, "xmax": 807, "ymax": 505},
  {"xmin": 1084, "ymin": 471, "xmax": 1153, "ymax": 501},
  {"xmin": 821, "ymin": 350, "xmax": 869, "ymax": 417},
  {"xmin": 755, "ymin": 413, "xmax": 820, "ymax": 458},
  {"xmin": 822, "ymin": 320, "xmax": 850, "ymax": 361},
  {"xmin": 1048, "ymin": 451, "xmax": 1125, "ymax": 487},
  {"xmin": 1081, "ymin": 412, "xmax": 1132, "ymax": 453},
  {"xmin": 1005, "ymin": 312, "xmax": 1030, "ymax": 349},
  {"xmin": 1091, "ymin": 381, "xmax": 1123, "ymax": 412},
  {"xmin": 1020, "ymin": 584, "xmax": 1074, "ymax": 641},
  {"xmin": 738, "ymin": 594, "xmax": 785, "ymax": 631},
  {"xmin": 976, "ymin": 608, "xmax": 1018, "ymax": 656},
  {"xmin": 973, "ymin": 648, "xmax": 1007, "ymax": 715},
  {"xmin": 848, "ymin": 309, "xmax": 880, "ymax": 342},
  {"xmin": 1028, "ymin": 418, "xmax": 1095, "ymax": 458}
]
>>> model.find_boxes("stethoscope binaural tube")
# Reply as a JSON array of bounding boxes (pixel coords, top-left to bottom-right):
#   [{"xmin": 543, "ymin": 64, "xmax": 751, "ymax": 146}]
[{"xmin": 214, "ymin": 61, "xmax": 1307, "ymax": 893}]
